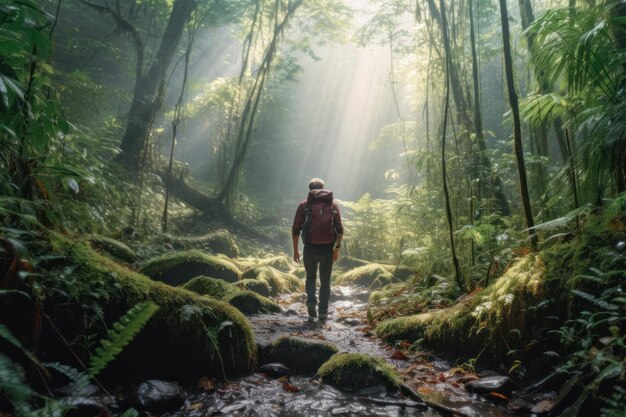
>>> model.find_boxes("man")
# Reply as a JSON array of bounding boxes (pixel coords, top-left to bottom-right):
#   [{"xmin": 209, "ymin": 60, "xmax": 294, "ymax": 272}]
[{"xmin": 292, "ymin": 178, "xmax": 343, "ymax": 323}]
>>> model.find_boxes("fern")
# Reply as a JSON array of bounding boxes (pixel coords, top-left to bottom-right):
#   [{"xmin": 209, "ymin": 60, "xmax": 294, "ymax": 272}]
[
  {"xmin": 0, "ymin": 323, "xmax": 41, "ymax": 369},
  {"xmin": 89, "ymin": 301, "xmax": 159, "ymax": 376},
  {"xmin": 572, "ymin": 290, "xmax": 619, "ymax": 311},
  {"xmin": 44, "ymin": 362, "xmax": 91, "ymax": 391}
]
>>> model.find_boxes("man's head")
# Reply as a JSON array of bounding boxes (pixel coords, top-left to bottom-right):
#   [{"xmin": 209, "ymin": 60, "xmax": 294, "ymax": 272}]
[{"xmin": 308, "ymin": 178, "xmax": 325, "ymax": 190}]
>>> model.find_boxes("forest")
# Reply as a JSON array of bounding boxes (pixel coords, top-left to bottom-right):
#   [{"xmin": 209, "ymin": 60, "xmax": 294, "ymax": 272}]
[{"xmin": 0, "ymin": 0, "xmax": 625, "ymax": 415}]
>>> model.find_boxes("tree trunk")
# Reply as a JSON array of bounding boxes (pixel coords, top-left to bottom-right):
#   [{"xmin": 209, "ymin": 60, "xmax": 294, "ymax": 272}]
[
  {"xmin": 116, "ymin": 0, "xmax": 196, "ymax": 169},
  {"xmin": 499, "ymin": 0, "xmax": 537, "ymax": 249},
  {"xmin": 439, "ymin": 0, "xmax": 465, "ymax": 292}
]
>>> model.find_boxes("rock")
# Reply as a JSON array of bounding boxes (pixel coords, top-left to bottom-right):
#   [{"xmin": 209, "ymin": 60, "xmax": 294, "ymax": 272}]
[
  {"xmin": 133, "ymin": 380, "xmax": 185, "ymax": 413},
  {"xmin": 259, "ymin": 363, "xmax": 291, "ymax": 378},
  {"xmin": 317, "ymin": 353, "xmax": 401, "ymax": 393},
  {"xmin": 140, "ymin": 250, "xmax": 241, "ymax": 285},
  {"xmin": 88, "ymin": 235, "xmax": 136, "ymax": 263},
  {"xmin": 226, "ymin": 291, "xmax": 281, "ymax": 315},
  {"xmin": 283, "ymin": 308, "xmax": 299, "ymax": 316},
  {"xmin": 166, "ymin": 229, "xmax": 239, "ymax": 257},
  {"xmin": 342, "ymin": 318, "xmax": 362, "ymax": 326},
  {"xmin": 242, "ymin": 266, "xmax": 302, "ymax": 295},
  {"xmin": 182, "ymin": 276, "xmax": 238, "ymax": 298},
  {"xmin": 261, "ymin": 336, "xmax": 339, "ymax": 375},
  {"xmin": 335, "ymin": 256, "xmax": 370, "ymax": 270},
  {"xmin": 465, "ymin": 375, "xmax": 512, "ymax": 395},
  {"xmin": 335, "ymin": 263, "xmax": 413, "ymax": 289},
  {"xmin": 237, "ymin": 278, "xmax": 271, "ymax": 297},
  {"xmin": 509, "ymin": 398, "xmax": 529, "ymax": 412}
]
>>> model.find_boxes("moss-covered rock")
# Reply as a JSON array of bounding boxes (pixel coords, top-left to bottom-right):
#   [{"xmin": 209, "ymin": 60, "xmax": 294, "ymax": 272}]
[
  {"xmin": 375, "ymin": 255, "xmax": 547, "ymax": 360},
  {"xmin": 225, "ymin": 291, "xmax": 281, "ymax": 315},
  {"xmin": 88, "ymin": 235, "xmax": 136, "ymax": 263},
  {"xmin": 237, "ymin": 278, "xmax": 271, "ymax": 297},
  {"xmin": 335, "ymin": 263, "xmax": 413, "ymax": 288},
  {"xmin": 335, "ymin": 255, "xmax": 370, "ymax": 270},
  {"xmin": 140, "ymin": 250, "xmax": 241, "ymax": 285},
  {"xmin": 260, "ymin": 336, "xmax": 338, "ymax": 375},
  {"xmin": 317, "ymin": 353, "xmax": 401, "ymax": 392},
  {"xmin": 242, "ymin": 266, "xmax": 302, "ymax": 295},
  {"xmin": 48, "ymin": 233, "xmax": 256, "ymax": 380},
  {"xmin": 166, "ymin": 229, "xmax": 239, "ymax": 257},
  {"xmin": 182, "ymin": 276, "xmax": 238, "ymax": 299}
]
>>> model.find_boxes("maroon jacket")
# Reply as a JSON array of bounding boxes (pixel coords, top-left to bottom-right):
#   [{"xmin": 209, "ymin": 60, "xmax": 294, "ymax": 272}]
[{"xmin": 292, "ymin": 189, "xmax": 343, "ymax": 245}]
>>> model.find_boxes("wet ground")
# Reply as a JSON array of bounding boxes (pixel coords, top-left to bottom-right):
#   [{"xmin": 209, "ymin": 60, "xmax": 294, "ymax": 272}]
[{"xmin": 165, "ymin": 286, "xmax": 513, "ymax": 417}]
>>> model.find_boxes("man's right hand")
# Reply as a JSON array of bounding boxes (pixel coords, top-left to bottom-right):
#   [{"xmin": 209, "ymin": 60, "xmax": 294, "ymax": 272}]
[{"xmin": 293, "ymin": 250, "xmax": 300, "ymax": 264}]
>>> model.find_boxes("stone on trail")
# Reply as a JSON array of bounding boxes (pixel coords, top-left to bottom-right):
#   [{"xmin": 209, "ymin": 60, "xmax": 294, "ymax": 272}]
[
  {"xmin": 140, "ymin": 250, "xmax": 241, "ymax": 285},
  {"xmin": 182, "ymin": 275, "xmax": 238, "ymax": 298},
  {"xmin": 226, "ymin": 290, "xmax": 281, "ymax": 315},
  {"xmin": 132, "ymin": 380, "xmax": 185, "ymax": 413},
  {"xmin": 261, "ymin": 336, "xmax": 339, "ymax": 375},
  {"xmin": 335, "ymin": 264, "xmax": 415, "ymax": 289},
  {"xmin": 237, "ymin": 278, "xmax": 271, "ymax": 297},
  {"xmin": 464, "ymin": 375, "xmax": 512, "ymax": 395},
  {"xmin": 242, "ymin": 266, "xmax": 303, "ymax": 295},
  {"xmin": 317, "ymin": 353, "xmax": 402, "ymax": 393},
  {"xmin": 259, "ymin": 363, "xmax": 291, "ymax": 378}
]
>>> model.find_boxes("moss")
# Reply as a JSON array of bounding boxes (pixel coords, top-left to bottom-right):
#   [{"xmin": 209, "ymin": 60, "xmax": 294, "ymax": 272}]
[
  {"xmin": 166, "ymin": 229, "xmax": 239, "ymax": 257},
  {"xmin": 335, "ymin": 263, "xmax": 414, "ymax": 288},
  {"xmin": 49, "ymin": 233, "xmax": 256, "ymax": 379},
  {"xmin": 139, "ymin": 250, "xmax": 241, "ymax": 285},
  {"xmin": 182, "ymin": 276, "xmax": 238, "ymax": 299},
  {"xmin": 225, "ymin": 291, "xmax": 281, "ymax": 315},
  {"xmin": 242, "ymin": 266, "xmax": 303, "ymax": 295},
  {"xmin": 261, "ymin": 336, "xmax": 338, "ymax": 374},
  {"xmin": 317, "ymin": 353, "xmax": 402, "ymax": 391},
  {"xmin": 237, "ymin": 278, "xmax": 271, "ymax": 297},
  {"xmin": 375, "ymin": 255, "xmax": 547, "ymax": 361},
  {"xmin": 88, "ymin": 235, "xmax": 136, "ymax": 263}
]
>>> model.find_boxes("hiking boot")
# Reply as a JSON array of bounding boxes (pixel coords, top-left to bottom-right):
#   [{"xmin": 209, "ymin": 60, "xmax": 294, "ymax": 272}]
[
  {"xmin": 318, "ymin": 311, "xmax": 328, "ymax": 322},
  {"xmin": 307, "ymin": 305, "xmax": 317, "ymax": 322},
  {"xmin": 307, "ymin": 316, "xmax": 316, "ymax": 324}
]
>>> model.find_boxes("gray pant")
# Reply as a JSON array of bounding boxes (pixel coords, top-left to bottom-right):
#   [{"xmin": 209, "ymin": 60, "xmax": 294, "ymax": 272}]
[{"xmin": 303, "ymin": 246, "xmax": 333, "ymax": 314}]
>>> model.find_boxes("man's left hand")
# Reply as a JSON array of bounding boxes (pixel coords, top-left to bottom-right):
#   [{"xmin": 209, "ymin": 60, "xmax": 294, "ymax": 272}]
[{"xmin": 332, "ymin": 248, "xmax": 339, "ymax": 263}]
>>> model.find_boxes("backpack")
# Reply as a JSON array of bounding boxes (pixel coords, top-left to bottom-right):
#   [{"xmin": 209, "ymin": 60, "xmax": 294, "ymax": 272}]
[{"xmin": 301, "ymin": 200, "xmax": 339, "ymax": 245}]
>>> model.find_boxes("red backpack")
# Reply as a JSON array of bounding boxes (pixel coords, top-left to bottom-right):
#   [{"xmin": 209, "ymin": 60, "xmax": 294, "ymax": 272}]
[{"xmin": 302, "ymin": 193, "xmax": 339, "ymax": 245}]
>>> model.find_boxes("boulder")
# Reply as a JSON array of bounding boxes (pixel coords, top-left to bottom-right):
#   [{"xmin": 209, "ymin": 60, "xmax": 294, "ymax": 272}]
[
  {"xmin": 242, "ymin": 266, "xmax": 302, "ymax": 295},
  {"xmin": 140, "ymin": 250, "xmax": 241, "ymax": 285},
  {"xmin": 226, "ymin": 291, "xmax": 281, "ymax": 315},
  {"xmin": 335, "ymin": 256, "xmax": 370, "ymax": 270},
  {"xmin": 47, "ymin": 234, "xmax": 256, "ymax": 379},
  {"xmin": 88, "ymin": 235, "xmax": 136, "ymax": 263},
  {"xmin": 261, "ymin": 336, "xmax": 338, "ymax": 375},
  {"xmin": 465, "ymin": 375, "xmax": 512, "ymax": 395},
  {"xmin": 317, "ymin": 353, "xmax": 402, "ymax": 393},
  {"xmin": 237, "ymin": 278, "xmax": 271, "ymax": 297},
  {"xmin": 259, "ymin": 363, "xmax": 291, "ymax": 378},
  {"xmin": 335, "ymin": 264, "xmax": 394, "ymax": 288},
  {"xmin": 182, "ymin": 276, "xmax": 238, "ymax": 299},
  {"xmin": 132, "ymin": 380, "xmax": 185, "ymax": 413}
]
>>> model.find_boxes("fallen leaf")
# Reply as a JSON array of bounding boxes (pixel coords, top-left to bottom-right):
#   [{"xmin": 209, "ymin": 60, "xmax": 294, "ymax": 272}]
[
  {"xmin": 187, "ymin": 403, "xmax": 203, "ymax": 411},
  {"xmin": 400, "ymin": 341, "xmax": 412, "ymax": 350},
  {"xmin": 198, "ymin": 377, "xmax": 216, "ymax": 392},
  {"xmin": 488, "ymin": 392, "xmax": 509, "ymax": 400},
  {"xmin": 391, "ymin": 350, "xmax": 409, "ymax": 360},
  {"xmin": 278, "ymin": 376, "xmax": 290, "ymax": 382},
  {"xmin": 438, "ymin": 373, "xmax": 446, "ymax": 382},
  {"xmin": 282, "ymin": 383, "xmax": 300, "ymax": 393}
]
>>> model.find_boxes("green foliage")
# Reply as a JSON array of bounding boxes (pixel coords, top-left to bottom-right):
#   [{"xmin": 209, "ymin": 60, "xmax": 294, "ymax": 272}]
[
  {"xmin": 553, "ymin": 264, "xmax": 626, "ymax": 416},
  {"xmin": 89, "ymin": 301, "xmax": 160, "ymax": 376}
]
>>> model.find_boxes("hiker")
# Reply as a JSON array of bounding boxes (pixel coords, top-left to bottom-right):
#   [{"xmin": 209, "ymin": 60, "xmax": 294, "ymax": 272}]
[{"xmin": 292, "ymin": 178, "xmax": 343, "ymax": 323}]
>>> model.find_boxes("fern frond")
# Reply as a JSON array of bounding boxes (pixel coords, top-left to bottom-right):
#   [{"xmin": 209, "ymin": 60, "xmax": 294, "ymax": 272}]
[
  {"xmin": 44, "ymin": 362, "xmax": 91, "ymax": 390},
  {"xmin": 572, "ymin": 290, "xmax": 618, "ymax": 311},
  {"xmin": 89, "ymin": 301, "xmax": 159, "ymax": 376}
]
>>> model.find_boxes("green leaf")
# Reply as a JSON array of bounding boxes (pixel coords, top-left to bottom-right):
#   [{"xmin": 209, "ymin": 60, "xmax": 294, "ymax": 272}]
[{"xmin": 89, "ymin": 301, "xmax": 159, "ymax": 376}]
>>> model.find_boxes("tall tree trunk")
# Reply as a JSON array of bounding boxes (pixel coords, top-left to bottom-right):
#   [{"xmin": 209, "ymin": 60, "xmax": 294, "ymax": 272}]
[
  {"xmin": 499, "ymin": 0, "xmax": 537, "ymax": 249},
  {"xmin": 439, "ymin": 0, "xmax": 465, "ymax": 292},
  {"xmin": 116, "ymin": 0, "xmax": 196, "ymax": 169},
  {"xmin": 427, "ymin": 0, "xmax": 510, "ymax": 216}
]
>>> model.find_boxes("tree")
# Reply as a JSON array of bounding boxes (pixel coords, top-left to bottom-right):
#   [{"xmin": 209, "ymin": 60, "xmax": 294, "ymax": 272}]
[{"xmin": 499, "ymin": 0, "xmax": 537, "ymax": 249}]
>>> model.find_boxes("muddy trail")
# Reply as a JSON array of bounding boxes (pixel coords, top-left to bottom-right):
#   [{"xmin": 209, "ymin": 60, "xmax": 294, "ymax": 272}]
[{"xmin": 165, "ymin": 284, "xmax": 517, "ymax": 417}]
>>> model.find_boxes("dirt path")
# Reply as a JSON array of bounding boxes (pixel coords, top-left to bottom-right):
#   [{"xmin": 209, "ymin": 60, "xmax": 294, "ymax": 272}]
[{"xmin": 166, "ymin": 285, "xmax": 512, "ymax": 417}]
